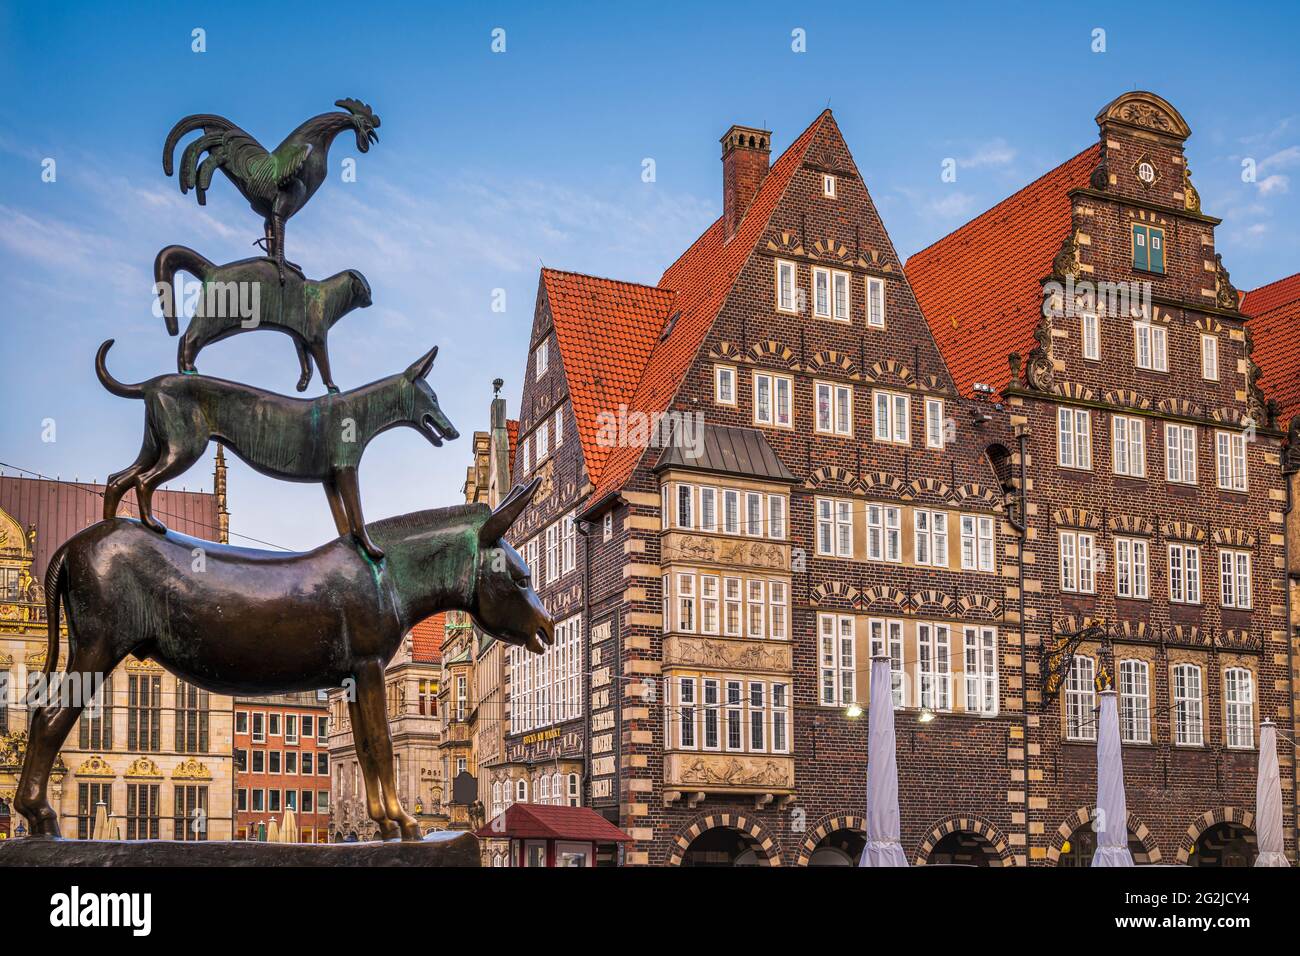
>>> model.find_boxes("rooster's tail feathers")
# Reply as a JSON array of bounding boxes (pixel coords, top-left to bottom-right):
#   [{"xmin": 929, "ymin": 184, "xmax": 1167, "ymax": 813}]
[{"xmin": 163, "ymin": 113, "xmax": 234, "ymax": 177}]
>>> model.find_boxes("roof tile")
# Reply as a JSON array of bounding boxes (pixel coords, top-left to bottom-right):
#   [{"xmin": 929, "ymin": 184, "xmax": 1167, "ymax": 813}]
[{"xmin": 1242, "ymin": 272, "xmax": 1300, "ymax": 425}]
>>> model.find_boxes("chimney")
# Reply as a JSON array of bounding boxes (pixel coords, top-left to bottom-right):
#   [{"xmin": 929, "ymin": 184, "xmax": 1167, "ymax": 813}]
[{"xmin": 721, "ymin": 124, "xmax": 771, "ymax": 241}]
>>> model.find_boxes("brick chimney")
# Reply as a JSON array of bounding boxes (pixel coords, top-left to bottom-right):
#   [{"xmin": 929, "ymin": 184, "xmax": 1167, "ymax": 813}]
[{"xmin": 721, "ymin": 124, "xmax": 771, "ymax": 241}]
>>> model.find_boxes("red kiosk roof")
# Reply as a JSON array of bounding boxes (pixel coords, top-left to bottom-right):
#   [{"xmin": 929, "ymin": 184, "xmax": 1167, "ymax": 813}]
[{"xmin": 475, "ymin": 804, "xmax": 632, "ymax": 842}]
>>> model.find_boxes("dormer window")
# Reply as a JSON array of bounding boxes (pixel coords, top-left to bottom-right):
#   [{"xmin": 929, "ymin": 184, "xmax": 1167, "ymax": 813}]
[
  {"xmin": 1132, "ymin": 224, "xmax": 1166, "ymax": 274},
  {"xmin": 822, "ymin": 174, "xmax": 836, "ymax": 198}
]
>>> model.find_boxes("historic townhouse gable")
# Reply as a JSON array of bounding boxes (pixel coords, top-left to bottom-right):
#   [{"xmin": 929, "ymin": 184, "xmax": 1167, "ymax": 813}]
[
  {"xmin": 911, "ymin": 91, "xmax": 1293, "ymax": 865},
  {"xmin": 573, "ymin": 111, "xmax": 1016, "ymax": 866}
]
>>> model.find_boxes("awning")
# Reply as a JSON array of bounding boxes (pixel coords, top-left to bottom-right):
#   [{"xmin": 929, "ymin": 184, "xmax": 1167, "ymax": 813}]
[{"xmin": 475, "ymin": 804, "xmax": 632, "ymax": 842}]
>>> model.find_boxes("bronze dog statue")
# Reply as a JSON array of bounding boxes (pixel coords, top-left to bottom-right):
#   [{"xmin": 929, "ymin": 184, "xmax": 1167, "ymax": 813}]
[
  {"xmin": 15, "ymin": 480, "xmax": 551, "ymax": 841},
  {"xmin": 154, "ymin": 245, "xmax": 372, "ymax": 393},
  {"xmin": 96, "ymin": 339, "xmax": 458, "ymax": 560}
]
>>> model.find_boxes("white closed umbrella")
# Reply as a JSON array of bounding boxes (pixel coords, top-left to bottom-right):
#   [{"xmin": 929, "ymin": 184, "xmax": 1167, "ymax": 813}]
[
  {"xmin": 859, "ymin": 656, "xmax": 908, "ymax": 866},
  {"xmin": 1091, "ymin": 689, "xmax": 1133, "ymax": 866},
  {"xmin": 91, "ymin": 800, "xmax": 109, "ymax": 841},
  {"xmin": 1255, "ymin": 720, "xmax": 1289, "ymax": 867}
]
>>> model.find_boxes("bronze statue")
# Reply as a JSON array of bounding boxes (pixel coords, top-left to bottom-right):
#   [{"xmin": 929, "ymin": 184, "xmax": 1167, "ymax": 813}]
[
  {"xmin": 163, "ymin": 99, "xmax": 380, "ymax": 277},
  {"xmin": 15, "ymin": 480, "xmax": 552, "ymax": 841},
  {"xmin": 96, "ymin": 339, "xmax": 457, "ymax": 561},
  {"xmin": 155, "ymin": 245, "xmax": 372, "ymax": 392}
]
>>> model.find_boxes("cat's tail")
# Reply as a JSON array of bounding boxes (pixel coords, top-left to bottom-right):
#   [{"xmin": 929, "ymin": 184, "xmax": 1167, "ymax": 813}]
[
  {"xmin": 153, "ymin": 244, "xmax": 213, "ymax": 336},
  {"xmin": 95, "ymin": 340, "xmax": 145, "ymax": 399}
]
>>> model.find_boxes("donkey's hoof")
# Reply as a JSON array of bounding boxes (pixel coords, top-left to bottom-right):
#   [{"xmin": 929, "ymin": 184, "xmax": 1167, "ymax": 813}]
[{"xmin": 378, "ymin": 819, "xmax": 401, "ymax": 841}]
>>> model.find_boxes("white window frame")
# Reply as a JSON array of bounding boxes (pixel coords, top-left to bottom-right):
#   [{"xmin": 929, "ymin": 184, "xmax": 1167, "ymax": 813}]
[
  {"xmin": 925, "ymin": 398, "xmax": 945, "ymax": 449},
  {"xmin": 1133, "ymin": 321, "xmax": 1167, "ymax": 372},
  {"xmin": 812, "ymin": 267, "xmax": 832, "ymax": 319},
  {"xmin": 917, "ymin": 623, "xmax": 952, "ymax": 711},
  {"xmin": 753, "ymin": 371, "xmax": 793, "ymax": 429},
  {"xmin": 745, "ymin": 492, "xmax": 763, "ymax": 537},
  {"xmin": 545, "ymin": 523, "xmax": 559, "ymax": 585},
  {"xmin": 822, "ymin": 173, "xmax": 836, "ymax": 198},
  {"xmin": 818, "ymin": 613, "xmax": 856, "ymax": 707},
  {"xmin": 1224, "ymin": 667, "xmax": 1254, "ymax": 750},
  {"xmin": 722, "ymin": 490, "xmax": 740, "ymax": 535},
  {"xmin": 675, "ymin": 483, "xmax": 694, "ymax": 530},
  {"xmin": 714, "ymin": 364, "xmax": 736, "ymax": 406},
  {"xmin": 866, "ymin": 276, "xmax": 886, "ymax": 328},
  {"xmin": 1112, "ymin": 414, "xmax": 1145, "ymax": 478},
  {"xmin": 561, "ymin": 513, "xmax": 576, "ymax": 575},
  {"xmin": 963, "ymin": 625, "xmax": 998, "ymax": 716},
  {"xmin": 535, "ymin": 338, "xmax": 548, "ymax": 378},
  {"xmin": 816, "ymin": 497, "xmax": 854, "ymax": 558},
  {"xmin": 1168, "ymin": 542, "xmax": 1201, "ymax": 604},
  {"xmin": 1059, "ymin": 530, "xmax": 1096, "ymax": 594},
  {"xmin": 1219, "ymin": 548, "xmax": 1251, "ymax": 610},
  {"xmin": 867, "ymin": 504, "xmax": 902, "ymax": 563},
  {"xmin": 768, "ymin": 495, "xmax": 786, "ymax": 539},
  {"xmin": 1057, "ymin": 407, "xmax": 1092, "ymax": 470},
  {"xmin": 775, "ymin": 260, "xmax": 797, "ymax": 314},
  {"xmin": 868, "ymin": 617, "xmax": 906, "ymax": 708},
  {"xmin": 553, "ymin": 407, "xmax": 563, "ymax": 447},
  {"xmin": 832, "ymin": 270, "xmax": 851, "ymax": 322},
  {"xmin": 873, "ymin": 390, "xmax": 909, "ymax": 444},
  {"xmin": 1200, "ymin": 334, "xmax": 1219, "ymax": 381},
  {"xmin": 815, "ymin": 380, "xmax": 853, "ymax": 436},
  {"xmin": 1173, "ymin": 663, "xmax": 1204, "ymax": 747},
  {"xmin": 1165, "ymin": 423, "xmax": 1197, "ymax": 485},
  {"xmin": 698, "ymin": 487, "xmax": 717, "ymax": 533},
  {"xmin": 1065, "ymin": 656, "xmax": 1097, "ymax": 741},
  {"xmin": 1118, "ymin": 659, "xmax": 1151, "ymax": 744},
  {"xmin": 914, "ymin": 509, "xmax": 948, "ymax": 568},
  {"xmin": 1081, "ymin": 312, "xmax": 1099, "ymax": 361},
  {"xmin": 960, "ymin": 514, "xmax": 995, "ymax": 572},
  {"xmin": 1215, "ymin": 430, "xmax": 1248, "ymax": 492},
  {"xmin": 1114, "ymin": 536, "xmax": 1149, "ymax": 600}
]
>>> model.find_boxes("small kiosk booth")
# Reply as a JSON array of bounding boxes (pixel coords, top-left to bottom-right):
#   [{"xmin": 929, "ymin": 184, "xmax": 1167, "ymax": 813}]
[{"xmin": 476, "ymin": 803, "xmax": 631, "ymax": 867}]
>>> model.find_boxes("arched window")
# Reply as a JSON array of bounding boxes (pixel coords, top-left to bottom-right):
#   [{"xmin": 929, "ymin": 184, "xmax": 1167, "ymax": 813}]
[
  {"xmin": 539, "ymin": 775, "xmax": 550, "ymax": 802},
  {"xmin": 1173, "ymin": 663, "xmax": 1204, "ymax": 746},
  {"xmin": 492, "ymin": 781, "xmax": 502, "ymax": 814},
  {"xmin": 551, "ymin": 772, "xmax": 562, "ymax": 805},
  {"xmin": 568, "ymin": 773, "xmax": 580, "ymax": 807},
  {"xmin": 516, "ymin": 778, "xmax": 527, "ymax": 803},
  {"xmin": 1224, "ymin": 667, "xmax": 1254, "ymax": 749}
]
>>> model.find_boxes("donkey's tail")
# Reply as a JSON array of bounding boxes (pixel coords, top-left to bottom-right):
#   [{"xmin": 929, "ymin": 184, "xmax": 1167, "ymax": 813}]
[
  {"xmin": 153, "ymin": 244, "xmax": 213, "ymax": 336},
  {"xmin": 95, "ymin": 340, "xmax": 147, "ymax": 399},
  {"xmin": 42, "ymin": 546, "xmax": 68, "ymax": 676}
]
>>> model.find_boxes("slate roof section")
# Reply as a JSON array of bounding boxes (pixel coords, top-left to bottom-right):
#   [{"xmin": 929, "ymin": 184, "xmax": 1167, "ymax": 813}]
[
  {"xmin": 906, "ymin": 144, "xmax": 1100, "ymax": 397},
  {"xmin": 1242, "ymin": 271, "xmax": 1300, "ymax": 425},
  {"xmin": 653, "ymin": 423, "xmax": 796, "ymax": 483}
]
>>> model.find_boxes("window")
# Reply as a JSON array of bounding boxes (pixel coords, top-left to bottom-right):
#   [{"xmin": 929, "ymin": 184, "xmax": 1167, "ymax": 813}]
[
  {"xmin": 1065, "ymin": 656, "xmax": 1096, "ymax": 741},
  {"xmin": 524, "ymin": 538, "xmax": 539, "ymax": 583},
  {"xmin": 723, "ymin": 490, "xmax": 740, "ymax": 535},
  {"xmin": 269, "ymin": 751, "xmax": 282, "ymax": 774},
  {"xmin": 535, "ymin": 338, "xmax": 548, "ymax": 377},
  {"xmin": 521, "ymin": 435, "xmax": 530, "ymax": 475},
  {"xmin": 816, "ymin": 497, "xmax": 853, "ymax": 557},
  {"xmin": 925, "ymin": 398, "xmax": 945, "ymax": 449},
  {"xmin": 127, "ymin": 673, "xmax": 162, "ymax": 751},
  {"xmin": 235, "ymin": 711, "xmax": 248, "ymax": 735},
  {"xmin": 252, "ymin": 750, "xmax": 265, "ymax": 773},
  {"xmin": 1201, "ymin": 334, "xmax": 1219, "ymax": 380},
  {"xmin": 1224, "ymin": 668, "xmax": 1254, "ymax": 749},
  {"xmin": 715, "ymin": 365, "xmax": 736, "ymax": 405},
  {"xmin": 175, "ymin": 682, "xmax": 209, "ymax": 753},
  {"xmin": 676, "ymin": 678, "xmax": 788, "ymax": 756},
  {"xmin": 819, "ymin": 614, "xmax": 856, "ymax": 707},
  {"xmin": 456, "ymin": 675, "xmax": 468, "ymax": 721},
  {"xmin": 723, "ymin": 577, "xmax": 742, "ymax": 637},
  {"xmin": 285, "ymin": 751, "xmax": 298, "ymax": 775},
  {"xmin": 833, "ymin": 270, "xmax": 850, "ymax": 321},
  {"xmin": 603, "ymin": 512, "xmax": 613, "ymax": 542},
  {"xmin": 677, "ymin": 678, "xmax": 696, "ymax": 749},
  {"xmin": 1059, "ymin": 530, "xmax": 1096, "ymax": 593},
  {"xmin": 562, "ymin": 513, "xmax": 576, "ymax": 574},
  {"xmin": 535, "ymin": 420, "xmax": 548, "ymax": 461},
  {"xmin": 815, "ymin": 381, "xmax": 853, "ymax": 435},
  {"xmin": 569, "ymin": 773, "xmax": 580, "ymax": 806},
  {"xmin": 1219, "ymin": 549, "xmax": 1251, "ymax": 609},
  {"xmin": 1168, "ymin": 543, "xmax": 1201, "ymax": 604},
  {"xmin": 516, "ymin": 779, "xmax": 527, "ymax": 803},
  {"xmin": 1132, "ymin": 224, "xmax": 1165, "ymax": 274},
  {"xmin": 813, "ymin": 267, "xmax": 831, "ymax": 319},
  {"xmin": 917, "ymin": 623, "xmax": 951, "ymax": 711},
  {"xmin": 768, "ymin": 495, "xmax": 786, "ymax": 539},
  {"xmin": 866, "ymin": 277, "xmax": 886, "ymax": 328},
  {"xmin": 771, "ymin": 683, "xmax": 790, "ymax": 753},
  {"xmin": 317, "ymin": 716, "xmax": 327, "ymax": 744},
  {"xmin": 79, "ymin": 675, "xmax": 112, "ymax": 751},
  {"xmin": 1133, "ymin": 322, "xmax": 1167, "ymax": 371},
  {"xmin": 753, "ymin": 372, "xmax": 793, "ymax": 428},
  {"xmin": 867, "ymin": 504, "xmax": 902, "ymax": 563},
  {"xmin": 1173, "ymin": 663, "xmax": 1204, "ymax": 746},
  {"xmin": 746, "ymin": 579, "xmax": 765, "ymax": 638},
  {"xmin": 268, "ymin": 713, "xmax": 281, "ymax": 736},
  {"xmin": 769, "ymin": 580, "xmax": 787, "ymax": 640},
  {"xmin": 554, "ymin": 407, "xmax": 563, "ymax": 447},
  {"xmin": 174, "ymin": 785, "xmax": 208, "ymax": 841},
  {"xmin": 545, "ymin": 523, "xmax": 559, "ymax": 585},
  {"xmin": 822, "ymin": 173, "xmax": 836, "ymax": 198},
  {"xmin": 700, "ymin": 575, "xmax": 719, "ymax": 635},
  {"xmin": 748, "ymin": 682, "xmax": 766, "ymax": 750},
  {"xmin": 776, "ymin": 260, "xmax": 797, "ymax": 313},
  {"xmin": 745, "ymin": 492, "xmax": 762, "ymax": 536},
  {"xmin": 914, "ymin": 510, "xmax": 948, "ymax": 567},
  {"xmin": 960, "ymin": 514, "xmax": 995, "ymax": 572},
  {"xmin": 873, "ymin": 390, "xmax": 909, "ymax": 444},
  {"xmin": 1114, "ymin": 537, "xmax": 1149, "ymax": 599},
  {"xmin": 1118, "ymin": 660, "xmax": 1150, "ymax": 744},
  {"xmin": 868, "ymin": 618, "xmax": 905, "ymax": 708},
  {"xmin": 676, "ymin": 573, "xmax": 696, "ymax": 632},
  {"xmin": 1112, "ymin": 415, "xmax": 1146, "ymax": 477},
  {"xmin": 1165, "ymin": 423, "xmax": 1197, "ymax": 484},
  {"xmin": 126, "ymin": 783, "xmax": 160, "ymax": 841},
  {"xmin": 285, "ymin": 714, "xmax": 298, "ymax": 745},
  {"xmin": 508, "ymin": 614, "xmax": 583, "ymax": 733},
  {"xmin": 1081, "ymin": 312, "xmax": 1099, "ymax": 361},
  {"xmin": 963, "ymin": 626, "xmax": 997, "ymax": 716},
  {"xmin": 1057, "ymin": 407, "xmax": 1092, "ymax": 469},
  {"xmin": 77, "ymin": 782, "xmax": 111, "ymax": 841},
  {"xmin": 1215, "ymin": 430, "xmax": 1247, "ymax": 491},
  {"xmin": 726, "ymin": 681, "xmax": 743, "ymax": 750},
  {"xmin": 698, "ymin": 487, "xmax": 717, "ymax": 533}
]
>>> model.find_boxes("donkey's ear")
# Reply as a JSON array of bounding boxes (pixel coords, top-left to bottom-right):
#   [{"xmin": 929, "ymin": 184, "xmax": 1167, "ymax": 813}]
[
  {"xmin": 404, "ymin": 345, "xmax": 439, "ymax": 382},
  {"xmin": 479, "ymin": 477, "xmax": 541, "ymax": 546}
]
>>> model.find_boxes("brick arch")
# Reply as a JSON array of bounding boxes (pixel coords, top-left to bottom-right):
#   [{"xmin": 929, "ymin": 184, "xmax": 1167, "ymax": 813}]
[
  {"xmin": 808, "ymin": 349, "xmax": 860, "ymax": 378},
  {"xmin": 795, "ymin": 813, "xmax": 867, "ymax": 865},
  {"xmin": 1176, "ymin": 806, "xmax": 1256, "ymax": 864},
  {"xmin": 1046, "ymin": 806, "xmax": 1163, "ymax": 864},
  {"xmin": 913, "ymin": 814, "xmax": 1015, "ymax": 866},
  {"xmin": 804, "ymin": 465, "xmax": 857, "ymax": 491},
  {"xmin": 956, "ymin": 594, "xmax": 1003, "ymax": 619},
  {"xmin": 905, "ymin": 476, "xmax": 952, "ymax": 501},
  {"xmin": 748, "ymin": 340, "xmax": 798, "ymax": 370},
  {"xmin": 860, "ymin": 472, "xmax": 906, "ymax": 496},
  {"xmin": 863, "ymin": 358, "xmax": 913, "ymax": 386},
  {"xmin": 666, "ymin": 811, "xmax": 784, "ymax": 866}
]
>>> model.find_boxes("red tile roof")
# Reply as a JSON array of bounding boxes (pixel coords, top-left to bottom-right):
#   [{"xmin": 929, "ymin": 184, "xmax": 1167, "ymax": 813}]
[
  {"xmin": 0, "ymin": 474, "xmax": 220, "ymax": 579},
  {"xmin": 906, "ymin": 144, "xmax": 1100, "ymax": 397},
  {"xmin": 541, "ymin": 269, "xmax": 676, "ymax": 486},
  {"xmin": 409, "ymin": 613, "xmax": 445, "ymax": 664},
  {"xmin": 475, "ymin": 802, "xmax": 632, "ymax": 842},
  {"xmin": 1242, "ymin": 272, "xmax": 1300, "ymax": 425},
  {"xmin": 588, "ymin": 111, "xmax": 833, "ymax": 503}
]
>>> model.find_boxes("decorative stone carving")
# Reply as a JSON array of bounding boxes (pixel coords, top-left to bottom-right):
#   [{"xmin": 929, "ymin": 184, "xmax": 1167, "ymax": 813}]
[
  {"xmin": 665, "ymin": 752, "xmax": 794, "ymax": 792},
  {"xmin": 663, "ymin": 635, "xmax": 792, "ymax": 674},
  {"xmin": 1024, "ymin": 319, "xmax": 1054, "ymax": 392},
  {"xmin": 75, "ymin": 755, "xmax": 115, "ymax": 778},
  {"xmin": 1051, "ymin": 229, "xmax": 1082, "ymax": 280},
  {"xmin": 1214, "ymin": 254, "xmax": 1240, "ymax": 311},
  {"xmin": 1183, "ymin": 165, "xmax": 1202, "ymax": 213},
  {"xmin": 172, "ymin": 756, "xmax": 213, "ymax": 780},
  {"xmin": 125, "ymin": 757, "xmax": 162, "ymax": 779}
]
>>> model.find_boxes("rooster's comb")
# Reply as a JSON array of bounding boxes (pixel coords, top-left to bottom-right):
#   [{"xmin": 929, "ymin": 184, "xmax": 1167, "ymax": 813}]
[{"xmin": 335, "ymin": 98, "xmax": 380, "ymax": 125}]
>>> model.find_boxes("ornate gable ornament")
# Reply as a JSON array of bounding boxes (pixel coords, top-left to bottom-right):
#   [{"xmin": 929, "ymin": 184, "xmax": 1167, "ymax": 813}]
[
  {"xmin": 1183, "ymin": 165, "xmax": 1202, "ymax": 213},
  {"xmin": 1051, "ymin": 229, "xmax": 1083, "ymax": 281},
  {"xmin": 125, "ymin": 757, "xmax": 162, "ymax": 779},
  {"xmin": 172, "ymin": 757, "xmax": 212, "ymax": 780},
  {"xmin": 1095, "ymin": 91, "xmax": 1192, "ymax": 142},
  {"xmin": 1213, "ymin": 254, "xmax": 1241, "ymax": 312},
  {"xmin": 76, "ymin": 755, "xmax": 115, "ymax": 778}
]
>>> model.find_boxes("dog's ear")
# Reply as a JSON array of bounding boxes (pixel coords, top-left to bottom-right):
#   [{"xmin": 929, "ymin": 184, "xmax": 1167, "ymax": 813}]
[
  {"xmin": 403, "ymin": 345, "xmax": 439, "ymax": 382},
  {"xmin": 478, "ymin": 478, "xmax": 540, "ymax": 547}
]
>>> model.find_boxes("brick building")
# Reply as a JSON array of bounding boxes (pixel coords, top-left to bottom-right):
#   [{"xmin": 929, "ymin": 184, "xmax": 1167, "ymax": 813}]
[
  {"xmin": 910, "ymin": 91, "xmax": 1293, "ymax": 865},
  {"xmin": 233, "ymin": 691, "xmax": 331, "ymax": 842}
]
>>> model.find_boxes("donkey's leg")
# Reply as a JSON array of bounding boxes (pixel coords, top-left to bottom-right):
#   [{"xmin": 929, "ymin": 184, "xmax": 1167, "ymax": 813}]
[
  {"xmin": 322, "ymin": 480, "xmax": 350, "ymax": 538},
  {"xmin": 333, "ymin": 467, "xmax": 384, "ymax": 561},
  {"xmin": 17, "ymin": 635, "xmax": 124, "ymax": 836},
  {"xmin": 292, "ymin": 337, "xmax": 313, "ymax": 393},
  {"xmin": 353, "ymin": 658, "xmax": 420, "ymax": 840},
  {"xmin": 347, "ymin": 694, "xmax": 399, "ymax": 840},
  {"xmin": 308, "ymin": 339, "xmax": 338, "ymax": 394}
]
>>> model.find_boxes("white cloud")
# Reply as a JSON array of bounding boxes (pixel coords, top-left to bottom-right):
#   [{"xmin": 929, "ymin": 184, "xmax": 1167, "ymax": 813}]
[{"xmin": 958, "ymin": 138, "xmax": 1016, "ymax": 169}]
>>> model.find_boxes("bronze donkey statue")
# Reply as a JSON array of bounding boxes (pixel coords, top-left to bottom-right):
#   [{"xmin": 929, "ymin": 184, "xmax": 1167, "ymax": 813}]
[
  {"xmin": 96, "ymin": 338, "xmax": 458, "ymax": 561},
  {"xmin": 154, "ymin": 245, "xmax": 373, "ymax": 393},
  {"xmin": 16, "ymin": 479, "xmax": 551, "ymax": 841}
]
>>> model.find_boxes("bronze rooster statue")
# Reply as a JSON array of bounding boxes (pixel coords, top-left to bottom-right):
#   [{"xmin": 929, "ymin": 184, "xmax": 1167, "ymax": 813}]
[{"xmin": 163, "ymin": 98, "xmax": 380, "ymax": 278}]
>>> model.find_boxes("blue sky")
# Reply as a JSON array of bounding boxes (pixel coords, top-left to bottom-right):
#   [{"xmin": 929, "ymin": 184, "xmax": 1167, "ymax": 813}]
[{"xmin": 2, "ymin": 0, "xmax": 1297, "ymax": 551}]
